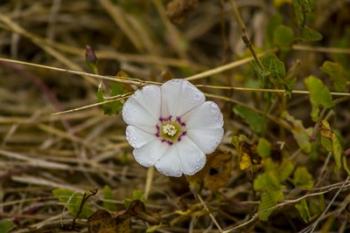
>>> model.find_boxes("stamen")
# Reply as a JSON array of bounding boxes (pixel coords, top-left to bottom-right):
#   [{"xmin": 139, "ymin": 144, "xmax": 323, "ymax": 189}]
[
  {"xmin": 156, "ymin": 117, "xmax": 187, "ymax": 145},
  {"xmin": 176, "ymin": 117, "xmax": 186, "ymax": 126},
  {"xmin": 162, "ymin": 124, "xmax": 177, "ymax": 137}
]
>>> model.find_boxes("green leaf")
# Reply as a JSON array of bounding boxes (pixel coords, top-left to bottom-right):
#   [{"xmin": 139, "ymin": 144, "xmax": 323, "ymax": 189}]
[
  {"xmin": 252, "ymin": 61, "xmax": 271, "ymax": 84},
  {"xmin": 344, "ymin": 156, "xmax": 350, "ymax": 176},
  {"xmin": 321, "ymin": 61, "xmax": 349, "ymax": 92},
  {"xmin": 320, "ymin": 120, "xmax": 343, "ymax": 169},
  {"xmin": 296, "ymin": 195, "xmax": 324, "ymax": 223},
  {"xmin": 0, "ymin": 219, "xmax": 15, "ymax": 233},
  {"xmin": 278, "ymin": 160, "xmax": 295, "ymax": 182},
  {"xmin": 304, "ymin": 76, "xmax": 333, "ymax": 121},
  {"xmin": 254, "ymin": 172, "xmax": 281, "ymax": 192},
  {"xmin": 300, "ymin": 26, "xmax": 323, "ymax": 42},
  {"xmin": 258, "ymin": 190, "xmax": 284, "ymax": 221},
  {"xmin": 273, "ymin": 25, "xmax": 295, "ymax": 48},
  {"xmin": 331, "ymin": 28, "xmax": 350, "ymax": 67},
  {"xmin": 266, "ymin": 14, "xmax": 283, "ymax": 46},
  {"xmin": 282, "ymin": 112, "xmax": 312, "ymax": 153},
  {"xmin": 233, "ymin": 106, "xmax": 267, "ymax": 134},
  {"xmin": 332, "ymin": 133, "xmax": 343, "ymax": 169},
  {"xmin": 96, "ymin": 74, "xmax": 125, "ymax": 115},
  {"xmin": 132, "ymin": 190, "xmax": 144, "ymax": 200},
  {"xmin": 263, "ymin": 158, "xmax": 278, "ymax": 172},
  {"xmin": 261, "ymin": 54, "xmax": 287, "ymax": 86},
  {"xmin": 309, "ymin": 195, "xmax": 325, "ymax": 216},
  {"xmin": 102, "ymin": 186, "xmax": 117, "ymax": 211},
  {"xmin": 261, "ymin": 54, "xmax": 295, "ymax": 93},
  {"xmin": 293, "ymin": 0, "xmax": 314, "ymax": 27},
  {"xmin": 320, "ymin": 120, "xmax": 333, "ymax": 152},
  {"xmin": 125, "ymin": 190, "xmax": 145, "ymax": 208},
  {"xmin": 254, "ymin": 160, "xmax": 286, "ymax": 221},
  {"xmin": 52, "ymin": 188, "xmax": 93, "ymax": 218},
  {"xmin": 257, "ymin": 138, "xmax": 271, "ymax": 158},
  {"xmin": 293, "ymin": 167, "xmax": 314, "ymax": 190},
  {"xmin": 108, "ymin": 83, "xmax": 124, "ymax": 114},
  {"xmin": 295, "ymin": 199, "xmax": 311, "ymax": 222}
]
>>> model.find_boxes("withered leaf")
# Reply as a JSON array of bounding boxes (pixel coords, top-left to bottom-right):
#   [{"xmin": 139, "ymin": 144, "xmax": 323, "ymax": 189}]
[
  {"xmin": 88, "ymin": 210, "xmax": 131, "ymax": 233},
  {"xmin": 232, "ymin": 135, "xmax": 262, "ymax": 171},
  {"xmin": 282, "ymin": 111, "xmax": 312, "ymax": 153},
  {"xmin": 188, "ymin": 152, "xmax": 232, "ymax": 191},
  {"xmin": 127, "ymin": 200, "xmax": 160, "ymax": 225},
  {"xmin": 320, "ymin": 120, "xmax": 343, "ymax": 169}
]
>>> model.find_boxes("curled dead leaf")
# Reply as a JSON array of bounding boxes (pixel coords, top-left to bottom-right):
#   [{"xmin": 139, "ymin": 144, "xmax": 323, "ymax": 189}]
[
  {"xmin": 188, "ymin": 152, "xmax": 233, "ymax": 191},
  {"xmin": 127, "ymin": 200, "xmax": 160, "ymax": 225},
  {"xmin": 88, "ymin": 200, "xmax": 160, "ymax": 233},
  {"xmin": 88, "ymin": 209, "xmax": 131, "ymax": 233},
  {"xmin": 232, "ymin": 135, "xmax": 262, "ymax": 171}
]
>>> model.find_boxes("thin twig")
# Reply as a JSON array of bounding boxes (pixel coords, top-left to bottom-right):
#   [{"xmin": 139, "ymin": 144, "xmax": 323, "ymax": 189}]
[
  {"xmin": 51, "ymin": 93, "xmax": 131, "ymax": 116},
  {"xmin": 197, "ymin": 84, "xmax": 350, "ymax": 97},
  {"xmin": 186, "ymin": 49, "xmax": 274, "ymax": 81},
  {"xmin": 70, "ymin": 189, "xmax": 97, "ymax": 230},
  {"xmin": 292, "ymin": 45, "xmax": 350, "ymax": 54},
  {"xmin": 229, "ymin": 0, "xmax": 264, "ymax": 69},
  {"xmin": 305, "ymin": 176, "xmax": 350, "ymax": 233},
  {"xmin": 0, "ymin": 57, "xmax": 154, "ymax": 86},
  {"xmin": 204, "ymin": 92, "xmax": 291, "ymax": 130},
  {"xmin": 222, "ymin": 214, "xmax": 258, "ymax": 233},
  {"xmin": 1, "ymin": 57, "xmax": 350, "ymax": 98},
  {"xmin": 223, "ymin": 178, "xmax": 350, "ymax": 233},
  {"xmin": 195, "ymin": 193, "xmax": 224, "ymax": 233}
]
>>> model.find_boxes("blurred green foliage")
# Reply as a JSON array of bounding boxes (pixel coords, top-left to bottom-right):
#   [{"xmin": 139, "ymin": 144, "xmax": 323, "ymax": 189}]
[
  {"xmin": 52, "ymin": 189, "xmax": 94, "ymax": 218},
  {"xmin": 0, "ymin": 219, "xmax": 15, "ymax": 233}
]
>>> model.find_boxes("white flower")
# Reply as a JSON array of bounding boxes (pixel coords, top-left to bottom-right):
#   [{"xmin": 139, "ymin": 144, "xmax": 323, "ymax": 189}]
[{"xmin": 122, "ymin": 79, "xmax": 224, "ymax": 177}]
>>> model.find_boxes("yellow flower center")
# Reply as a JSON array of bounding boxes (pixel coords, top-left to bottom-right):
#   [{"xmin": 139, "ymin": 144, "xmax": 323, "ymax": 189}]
[
  {"xmin": 162, "ymin": 123, "xmax": 178, "ymax": 137},
  {"xmin": 157, "ymin": 119, "xmax": 186, "ymax": 145}
]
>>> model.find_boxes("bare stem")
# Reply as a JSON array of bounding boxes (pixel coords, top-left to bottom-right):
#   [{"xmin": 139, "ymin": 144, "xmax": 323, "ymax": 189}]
[
  {"xmin": 144, "ymin": 167, "xmax": 154, "ymax": 200},
  {"xmin": 0, "ymin": 57, "xmax": 156, "ymax": 86},
  {"xmin": 229, "ymin": 0, "xmax": 264, "ymax": 70},
  {"xmin": 195, "ymin": 193, "xmax": 224, "ymax": 233},
  {"xmin": 51, "ymin": 93, "xmax": 131, "ymax": 116},
  {"xmin": 197, "ymin": 84, "xmax": 350, "ymax": 97}
]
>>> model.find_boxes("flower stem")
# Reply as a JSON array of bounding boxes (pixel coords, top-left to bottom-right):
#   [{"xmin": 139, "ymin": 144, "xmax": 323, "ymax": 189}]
[{"xmin": 144, "ymin": 167, "xmax": 154, "ymax": 200}]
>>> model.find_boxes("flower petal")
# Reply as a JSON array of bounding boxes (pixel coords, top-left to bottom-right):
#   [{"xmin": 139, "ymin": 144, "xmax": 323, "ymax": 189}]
[
  {"xmin": 184, "ymin": 101, "xmax": 223, "ymax": 129},
  {"xmin": 177, "ymin": 137, "xmax": 206, "ymax": 175},
  {"xmin": 126, "ymin": 126, "xmax": 155, "ymax": 149},
  {"xmin": 155, "ymin": 146, "xmax": 182, "ymax": 177},
  {"xmin": 187, "ymin": 128, "xmax": 224, "ymax": 154},
  {"xmin": 132, "ymin": 85, "xmax": 161, "ymax": 119},
  {"xmin": 161, "ymin": 79, "xmax": 205, "ymax": 117},
  {"xmin": 133, "ymin": 139, "xmax": 169, "ymax": 167},
  {"xmin": 122, "ymin": 97, "xmax": 157, "ymax": 128},
  {"xmin": 177, "ymin": 80, "xmax": 205, "ymax": 116}
]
